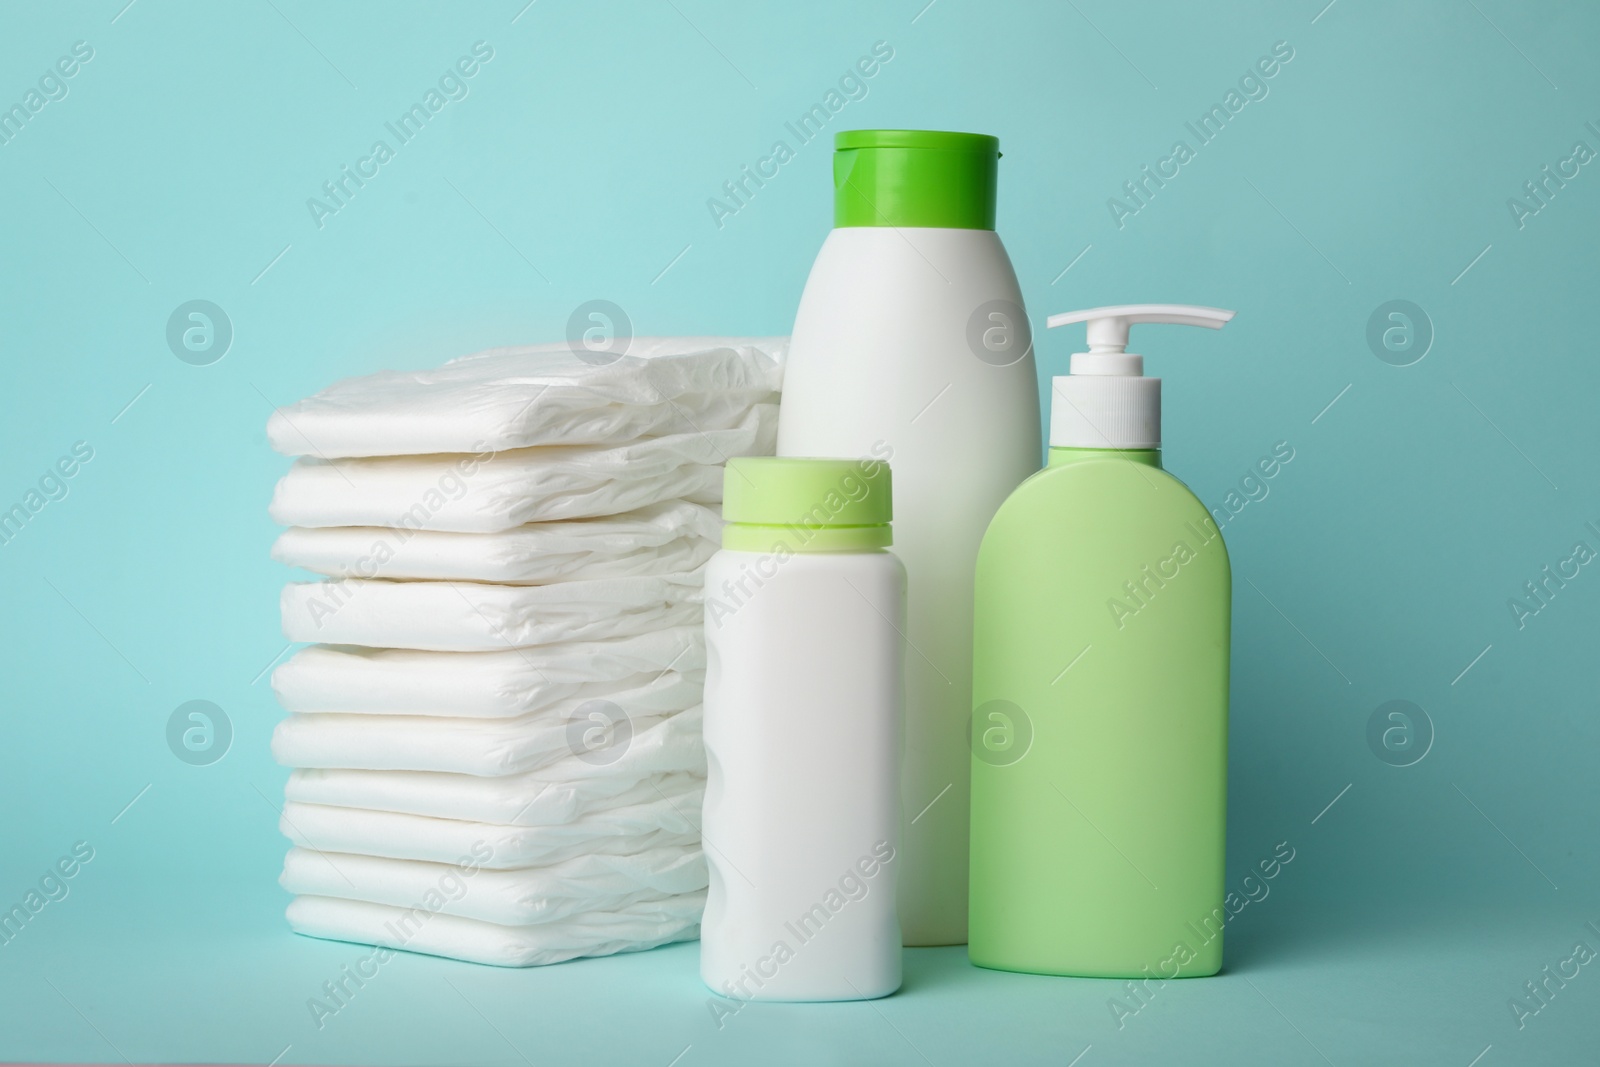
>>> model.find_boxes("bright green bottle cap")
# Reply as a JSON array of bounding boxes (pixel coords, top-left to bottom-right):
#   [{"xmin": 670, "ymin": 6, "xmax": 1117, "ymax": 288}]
[
  {"xmin": 722, "ymin": 457, "xmax": 893, "ymax": 552},
  {"xmin": 832, "ymin": 129, "xmax": 1000, "ymax": 230}
]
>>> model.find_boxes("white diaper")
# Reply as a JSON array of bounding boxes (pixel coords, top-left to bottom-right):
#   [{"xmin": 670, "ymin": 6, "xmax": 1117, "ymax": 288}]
[
  {"xmin": 268, "ymin": 405, "xmax": 776, "ymax": 533},
  {"xmin": 273, "ymin": 696, "xmax": 702, "ymax": 777},
  {"xmin": 280, "ymin": 845, "xmax": 708, "ymax": 926},
  {"xmin": 267, "ymin": 336, "xmax": 784, "ymax": 458},
  {"xmin": 279, "ymin": 572, "xmax": 704, "ymax": 651},
  {"xmin": 287, "ymin": 756, "xmax": 707, "ymax": 825},
  {"xmin": 271, "ymin": 500, "xmax": 723, "ymax": 584},
  {"xmin": 280, "ymin": 794, "xmax": 701, "ymax": 869},
  {"xmin": 286, "ymin": 892, "xmax": 704, "ymax": 967},
  {"xmin": 271, "ymin": 628, "xmax": 704, "ymax": 717}
]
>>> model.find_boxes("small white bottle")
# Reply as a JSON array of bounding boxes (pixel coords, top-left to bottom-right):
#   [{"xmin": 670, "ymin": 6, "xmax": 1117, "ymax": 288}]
[{"xmin": 700, "ymin": 456, "xmax": 904, "ymax": 1002}]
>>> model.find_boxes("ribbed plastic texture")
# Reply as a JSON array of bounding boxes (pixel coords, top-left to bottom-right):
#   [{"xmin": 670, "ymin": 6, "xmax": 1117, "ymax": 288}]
[{"xmin": 1050, "ymin": 376, "xmax": 1161, "ymax": 449}]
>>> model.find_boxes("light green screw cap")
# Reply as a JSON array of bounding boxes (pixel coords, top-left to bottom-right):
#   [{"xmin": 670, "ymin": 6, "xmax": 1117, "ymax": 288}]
[
  {"xmin": 722, "ymin": 457, "xmax": 893, "ymax": 552},
  {"xmin": 833, "ymin": 129, "xmax": 1000, "ymax": 230}
]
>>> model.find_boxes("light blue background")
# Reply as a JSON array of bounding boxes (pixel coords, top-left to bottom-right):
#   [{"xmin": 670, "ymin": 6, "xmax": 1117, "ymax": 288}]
[{"xmin": 2, "ymin": 1, "xmax": 1596, "ymax": 1063}]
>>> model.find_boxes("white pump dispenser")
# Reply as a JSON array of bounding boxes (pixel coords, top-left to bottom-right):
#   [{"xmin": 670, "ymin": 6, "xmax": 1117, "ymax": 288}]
[{"xmin": 1045, "ymin": 304, "xmax": 1235, "ymax": 449}]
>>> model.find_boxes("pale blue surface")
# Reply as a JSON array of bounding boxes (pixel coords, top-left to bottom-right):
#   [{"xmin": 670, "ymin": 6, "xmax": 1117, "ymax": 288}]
[{"xmin": 1, "ymin": 1, "xmax": 1597, "ymax": 1063}]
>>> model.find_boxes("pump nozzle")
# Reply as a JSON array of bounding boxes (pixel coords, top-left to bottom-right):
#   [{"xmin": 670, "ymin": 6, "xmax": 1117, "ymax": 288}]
[
  {"xmin": 1045, "ymin": 303, "xmax": 1235, "ymax": 449},
  {"xmin": 1047, "ymin": 304, "xmax": 1234, "ymax": 351}
]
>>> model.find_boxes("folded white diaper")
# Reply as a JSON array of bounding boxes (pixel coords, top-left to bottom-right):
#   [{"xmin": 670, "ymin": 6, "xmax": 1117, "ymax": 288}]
[
  {"xmin": 279, "ymin": 572, "xmax": 704, "ymax": 651},
  {"xmin": 273, "ymin": 695, "xmax": 702, "ymax": 777},
  {"xmin": 287, "ymin": 760, "xmax": 705, "ymax": 825},
  {"xmin": 280, "ymin": 845, "xmax": 708, "ymax": 926},
  {"xmin": 268, "ymin": 405, "xmax": 776, "ymax": 533},
  {"xmin": 267, "ymin": 336, "xmax": 784, "ymax": 459},
  {"xmin": 271, "ymin": 500, "xmax": 723, "ymax": 584},
  {"xmin": 280, "ymin": 793, "xmax": 701, "ymax": 869},
  {"xmin": 286, "ymin": 891, "xmax": 704, "ymax": 967},
  {"xmin": 272, "ymin": 628, "xmax": 704, "ymax": 717}
]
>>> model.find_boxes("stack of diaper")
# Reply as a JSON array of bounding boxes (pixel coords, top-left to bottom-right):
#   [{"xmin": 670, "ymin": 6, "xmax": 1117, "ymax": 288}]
[{"xmin": 265, "ymin": 337, "xmax": 784, "ymax": 967}]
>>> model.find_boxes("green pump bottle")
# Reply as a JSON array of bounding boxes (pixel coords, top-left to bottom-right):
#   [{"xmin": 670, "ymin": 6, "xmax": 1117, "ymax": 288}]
[{"xmin": 969, "ymin": 305, "xmax": 1235, "ymax": 978}]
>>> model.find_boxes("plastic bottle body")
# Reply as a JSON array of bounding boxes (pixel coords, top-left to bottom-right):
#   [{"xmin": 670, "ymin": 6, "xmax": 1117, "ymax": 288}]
[
  {"xmin": 970, "ymin": 451, "xmax": 1229, "ymax": 977},
  {"xmin": 700, "ymin": 547, "xmax": 905, "ymax": 1001},
  {"xmin": 776, "ymin": 226, "xmax": 1040, "ymax": 946}
]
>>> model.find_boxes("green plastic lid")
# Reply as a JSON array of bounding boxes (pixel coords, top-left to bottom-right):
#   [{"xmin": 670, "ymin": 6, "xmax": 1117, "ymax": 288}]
[
  {"xmin": 833, "ymin": 129, "xmax": 1000, "ymax": 230},
  {"xmin": 722, "ymin": 457, "xmax": 893, "ymax": 552}
]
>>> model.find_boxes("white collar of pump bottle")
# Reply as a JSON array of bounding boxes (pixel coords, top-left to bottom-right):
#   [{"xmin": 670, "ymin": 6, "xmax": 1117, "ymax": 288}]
[{"xmin": 1049, "ymin": 368, "xmax": 1161, "ymax": 450}]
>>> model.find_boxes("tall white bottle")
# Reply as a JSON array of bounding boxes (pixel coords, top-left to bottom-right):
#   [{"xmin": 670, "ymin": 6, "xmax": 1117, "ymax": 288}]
[
  {"xmin": 700, "ymin": 457, "xmax": 904, "ymax": 1001},
  {"xmin": 776, "ymin": 130, "xmax": 1040, "ymax": 945}
]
